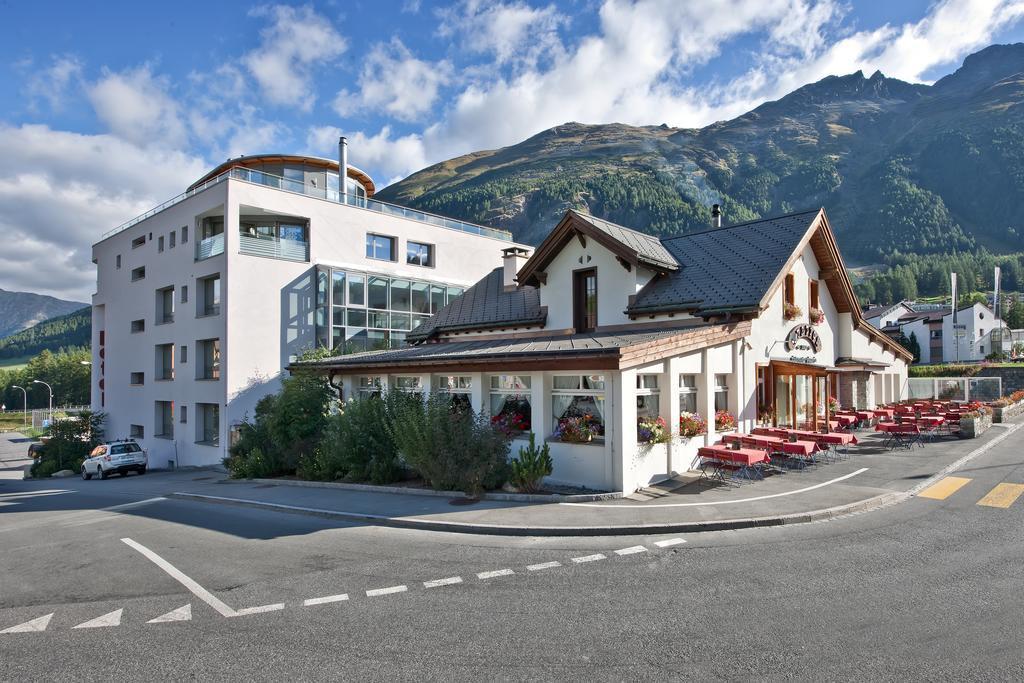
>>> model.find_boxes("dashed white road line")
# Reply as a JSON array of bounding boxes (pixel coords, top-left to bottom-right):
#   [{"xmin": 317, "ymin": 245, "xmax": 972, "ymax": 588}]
[
  {"xmin": 74, "ymin": 608, "xmax": 122, "ymax": 629},
  {"xmin": 654, "ymin": 538, "xmax": 687, "ymax": 548},
  {"xmin": 148, "ymin": 604, "xmax": 192, "ymax": 623},
  {"xmin": 571, "ymin": 553, "xmax": 606, "ymax": 563},
  {"xmin": 121, "ymin": 537, "xmax": 237, "ymax": 618},
  {"xmin": 234, "ymin": 604, "xmax": 285, "ymax": 616},
  {"xmin": 477, "ymin": 569, "xmax": 514, "ymax": 580},
  {"xmin": 303, "ymin": 594, "xmax": 349, "ymax": 607},
  {"xmin": 527, "ymin": 561, "xmax": 562, "ymax": 571},
  {"xmin": 423, "ymin": 576, "xmax": 463, "ymax": 588},
  {"xmin": 0, "ymin": 613, "xmax": 53, "ymax": 633},
  {"xmin": 366, "ymin": 585, "xmax": 408, "ymax": 597},
  {"xmin": 615, "ymin": 546, "xmax": 648, "ymax": 556}
]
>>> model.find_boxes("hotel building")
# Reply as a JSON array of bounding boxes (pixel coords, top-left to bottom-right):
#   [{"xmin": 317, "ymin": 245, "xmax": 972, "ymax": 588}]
[{"xmin": 90, "ymin": 146, "xmax": 523, "ymax": 468}]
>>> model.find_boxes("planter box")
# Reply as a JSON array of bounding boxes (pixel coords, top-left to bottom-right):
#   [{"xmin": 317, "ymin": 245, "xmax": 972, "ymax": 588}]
[
  {"xmin": 960, "ymin": 413, "xmax": 993, "ymax": 439},
  {"xmin": 992, "ymin": 399, "xmax": 1024, "ymax": 423}
]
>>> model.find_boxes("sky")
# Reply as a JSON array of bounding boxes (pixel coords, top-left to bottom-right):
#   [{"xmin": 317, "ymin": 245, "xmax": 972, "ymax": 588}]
[{"xmin": 2, "ymin": 0, "xmax": 1024, "ymax": 302}]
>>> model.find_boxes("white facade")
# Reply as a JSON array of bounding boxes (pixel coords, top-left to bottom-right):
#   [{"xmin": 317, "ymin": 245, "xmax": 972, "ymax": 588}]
[
  {"xmin": 91, "ymin": 157, "xmax": 522, "ymax": 468},
  {"xmin": 943, "ymin": 303, "xmax": 1007, "ymax": 362},
  {"xmin": 324, "ymin": 210, "xmax": 911, "ymax": 493},
  {"xmin": 864, "ymin": 302, "xmax": 914, "ymax": 329}
]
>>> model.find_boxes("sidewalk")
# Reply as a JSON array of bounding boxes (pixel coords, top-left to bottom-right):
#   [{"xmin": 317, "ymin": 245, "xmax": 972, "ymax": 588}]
[{"xmin": 167, "ymin": 422, "xmax": 1022, "ymax": 536}]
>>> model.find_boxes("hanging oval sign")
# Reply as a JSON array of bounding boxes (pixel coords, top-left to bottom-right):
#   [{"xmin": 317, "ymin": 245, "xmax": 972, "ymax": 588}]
[{"xmin": 784, "ymin": 324, "xmax": 822, "ymax": 353}]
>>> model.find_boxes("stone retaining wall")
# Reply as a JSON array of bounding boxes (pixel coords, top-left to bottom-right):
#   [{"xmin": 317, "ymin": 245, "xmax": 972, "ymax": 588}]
[
  {"xmin": 960, "ymin": 413, "xmax": 993, "ymax": 438},
  {"xmin": 993, "ymin": 399, "xmax": 1024, "ymax": 423}
]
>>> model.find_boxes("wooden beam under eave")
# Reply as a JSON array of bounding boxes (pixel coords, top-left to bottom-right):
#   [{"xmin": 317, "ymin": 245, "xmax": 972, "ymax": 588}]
[{"xmin": 616, "ymin": 256, "xmax": 632, "ymax": 272}]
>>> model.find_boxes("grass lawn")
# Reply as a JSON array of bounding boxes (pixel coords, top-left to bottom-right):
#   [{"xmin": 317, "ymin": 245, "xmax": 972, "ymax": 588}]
[{"xmin": 0, "ymin": 355, "xmax": 33, "ymax": 370}]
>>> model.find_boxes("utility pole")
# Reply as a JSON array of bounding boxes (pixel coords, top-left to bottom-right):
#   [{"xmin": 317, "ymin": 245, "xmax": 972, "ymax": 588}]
[{"xmin": 10, "ymin": 385, "xmax": 27, "ymax": 426}]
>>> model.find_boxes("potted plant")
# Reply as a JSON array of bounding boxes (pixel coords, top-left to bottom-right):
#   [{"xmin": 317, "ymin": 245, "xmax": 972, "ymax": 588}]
[
  {"xmin": 827, "ymin": 396, "xmax": 839, "ymax": 412},
  {"xmin": 678, "ymin": 412, "xmax": 707, "ymax": 439},
  {"xmin": 490, "ymin": 406, "xmax": 531, "ymax": 436},
  {"xmin": 809, "ymin": 307, "xmax": 825, "ymax": 324},
  {"xmin": 637, "ymin": 416, "xmax": 671, "ymax": 444},
  {"xmin": 553, "ymin": 415, "xmax": 602, "ymax": 443},
  {"xmin": 715, "ymin": 409, "xmax": 737, "ymax": 431},
  {"xmin": 757, "ymin": 408, "xmax": 773, "ymax": 426},
  {"xmin": 784, "ymin": 302, "xmax": 803, "ymax": 320}
]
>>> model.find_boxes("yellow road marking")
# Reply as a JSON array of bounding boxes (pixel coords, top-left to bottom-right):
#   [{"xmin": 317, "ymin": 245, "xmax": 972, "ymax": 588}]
[
  {"xmin": 977, "ymin": 483, "xmax": 1024, "ymax": 509},
  {"xmin": 918, "ymin": 476, "xmax": 972, "ymax": 500}
]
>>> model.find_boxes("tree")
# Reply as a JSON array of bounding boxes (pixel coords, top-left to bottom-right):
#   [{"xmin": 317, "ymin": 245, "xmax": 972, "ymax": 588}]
[{"xmin": 905, "ymin": 331, "xmax": 922, "ymax": 363}]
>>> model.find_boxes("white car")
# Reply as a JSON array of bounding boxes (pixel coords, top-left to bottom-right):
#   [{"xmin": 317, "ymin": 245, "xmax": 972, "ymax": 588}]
[{"xmin": 81, "ymin": 441, "xmax": 148, "ymax": 479}]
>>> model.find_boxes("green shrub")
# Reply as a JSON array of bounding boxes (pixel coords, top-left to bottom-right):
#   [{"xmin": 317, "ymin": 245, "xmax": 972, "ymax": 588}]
[
  {"xmin": 300, "ymin": 396, "xmax": 403, "ymax": 484},
  {"xmin": 509, "ymin": 433, "xmax": 553, "ymax": 493},
  {"xmin": 908, "ymin": 363, "xmax": 983, "ymax": 378},
  {"xmin": 224, "ymin": 370, "xmax": 333, "ymax": 478},
  {"xmin": 29, "ymin": 411, "xmax": 105, "ymax": 478},
  {"xmin": 388, "ymin": 392, "xmax": 510, "ymax": 496}
]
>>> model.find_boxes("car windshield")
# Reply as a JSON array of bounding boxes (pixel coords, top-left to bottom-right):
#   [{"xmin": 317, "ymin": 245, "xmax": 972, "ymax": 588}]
[{"xmin": 110, "ymin": 443, "xmax": 142, "ymax": 454}]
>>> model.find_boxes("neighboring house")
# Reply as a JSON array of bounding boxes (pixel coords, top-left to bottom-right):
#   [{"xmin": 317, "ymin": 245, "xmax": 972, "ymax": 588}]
[
  {"xmin": 863, "ymin": 302, "xmax": 915, "ymax": 330},
  {"xmin": 899, "ymin": 311, "xmax": 945, "ymax": 364},
  {"xmin": 298, "ymin": 208, "xmax": 912, "ymax": 493},
  {"xmin": 898, "ymin": 303, "xmax": 1010, "ymax": 363},
  {"xmin": 90, "ymin": 147, "xmax": 525, "ymax": 468}
]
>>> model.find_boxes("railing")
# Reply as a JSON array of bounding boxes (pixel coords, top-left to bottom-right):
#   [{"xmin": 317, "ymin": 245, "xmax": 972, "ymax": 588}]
[
  {"xmin": 196, "ymin": 233, "xmax": 224, "ymax": 260},
  {"xmin": 906, "ymin": 377, "xmax": 1002, "ymax": 403},
  {"xmin": 239, "ymin": 234, "xmax": 309, "ymax": 262},
  {"xmin": 101, "ymin": 167, "xmax": 513, "ymax": 243}
]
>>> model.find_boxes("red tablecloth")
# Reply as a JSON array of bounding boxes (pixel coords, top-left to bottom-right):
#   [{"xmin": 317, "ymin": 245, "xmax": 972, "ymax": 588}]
[
  {"xmin": 698, "ymin": 446, "xmax": 768, "ymax": 466},
  {"xmin": 781, "ymin": 441, "xmax": 816, "ymax": 457},
  {"xmin": 872, "ymin": 409, "xmax": 894, "ymax": 420},
  {"xmin": 832, "ymin": 415, "xmax": 857, "ymax": 428},
  {"xmin": 721, "ymin": 433, "xmax": 784, "ymax": 450},
  {"xmin": 876, "ymin": 423, "xmax": 920, "ymax": 434}
]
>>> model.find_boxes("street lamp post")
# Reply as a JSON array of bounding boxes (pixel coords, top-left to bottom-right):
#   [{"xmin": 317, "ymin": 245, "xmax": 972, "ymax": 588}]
[
  {"xmin": 31, "ymin": 380, "xmax": 53, "ymax": 426},
  {"xmin": 10, "ymin": 385, "xmax": 27, "ymax": 426}
]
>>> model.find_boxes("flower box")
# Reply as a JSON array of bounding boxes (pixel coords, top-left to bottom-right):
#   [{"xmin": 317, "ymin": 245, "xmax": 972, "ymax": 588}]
[
  {"xmin": 960, "ymin": 408, "xmax": 993, "ymax": 438},
  {"xmin": 809, "ymin": 307, "xmax": 825, "ymax": 325},
  {"xmin": 783, "ymin": 303, "xmax": 803, "ymax": 320}
]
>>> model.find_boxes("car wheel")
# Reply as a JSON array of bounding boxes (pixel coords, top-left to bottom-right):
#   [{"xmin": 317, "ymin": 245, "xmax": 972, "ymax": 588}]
[
  {"xmin": 81, "ymin": 466, "xmax": 92, "ymax": 481},
  {"xmin": 138, "ymin": 467, "xmax": 147, "ymax": 475},
  {"xmin": 98, "ymin": 466, "xmax": 107, "ymax": 480}
]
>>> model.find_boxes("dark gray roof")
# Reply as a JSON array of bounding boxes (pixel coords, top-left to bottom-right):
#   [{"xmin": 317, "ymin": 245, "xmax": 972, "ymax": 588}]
[
  {"xmin": 305, "ymin": 326, "xmax": 705, "ymax": 369},
  {"xmin": 574, "ymin": 212, "xmax": 678, "ymax": 270},
  {"xmin": 407, "ymin": 268, "xmax": 544, "ymax": 341},
  {"xmin": 628, "ymin": 209, "xmax": 821, "ymax": 316}
]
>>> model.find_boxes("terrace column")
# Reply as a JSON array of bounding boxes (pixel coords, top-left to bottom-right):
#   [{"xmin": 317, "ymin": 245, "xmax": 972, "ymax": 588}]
[
  {"xmin": 530, "ymin": 372, "xmax": 547, "ymax": 443},
  {"xmin": 420, "ymin": 373, "xmax": 433, "ymax": 400},
  {"xmin": 665, "ymin": 357, "xmax": 681, "ymax": 475},
  {"xmin": 468, "ymin": 372, "xmax": 484, "ymax": 413},
  {"xmin": 617, "ymin": 368, "xmax": 637, "ymax": 492},
  {"xmin": 700, "ymin": 348, "xmax": 716, "ymax": 445},
  {"xmin": 730, "ymin": 340, "xmax": 745, "ymax": 433}
]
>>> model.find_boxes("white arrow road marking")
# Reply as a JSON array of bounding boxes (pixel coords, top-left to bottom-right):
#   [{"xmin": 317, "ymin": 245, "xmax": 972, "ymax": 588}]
[
  {"xmin": 571, "ymin": 554, "xmax": 606, "ymax": 563},
  {"xmin": 366, "ymin": 585, "xmax": 407, "ymax": 597},
  {"xmin": 148, "ymin": 604, "xmax": 191, "ymax": 623},
  {"xmin": 477, "ymin": 569, "xmax": 514, "ymax": 580},
  {"xmin": 73, "ymin": 609, "xmax": 122, "ymax": 629},
  {"xmin": 1, "ymin": 613, "xmax": 53, "ymax": 633},
  {"xmin": 527, "ymin": 561, "xmax": 561, "ymax": 571},
  {"xmin": 303, "ymin": 594, "xmax": 349, "ymax": 607},
  {"xmin": 121, "ymin": 538, "xmax": 237, "ymax": 617},
  {"xmin": 654, "ymin": 538, "xmax": 687, "ymax": 548},
  {"xmin": 423, "ymin": 576, "xmax": 462, "ymax": 589},
  {"xmin": 615, "ymin": 546, "xmax": 648, "ymax": 556}
]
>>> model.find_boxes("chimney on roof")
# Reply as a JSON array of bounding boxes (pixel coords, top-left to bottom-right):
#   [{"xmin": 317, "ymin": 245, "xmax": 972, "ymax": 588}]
[
  {"xmin": 338, "ymin": 136, "xmax": 349, "ymax": 201},
  {"xmin": 502, "ymin": 247, "xmax": 530, "ymax": 291},
  {"xmin": 711, "ymin": 203, "xmax": 722, "ymax": 228}
]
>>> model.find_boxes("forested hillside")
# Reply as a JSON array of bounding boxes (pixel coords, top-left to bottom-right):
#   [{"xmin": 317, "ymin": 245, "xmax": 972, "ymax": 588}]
[
  {"xmin": 379, "ymin": 44, "xmax": 1024, "ymax": 268},
  {"xmin": 0, "ymin": 307, "xmax": 91, "ymax": 360}
]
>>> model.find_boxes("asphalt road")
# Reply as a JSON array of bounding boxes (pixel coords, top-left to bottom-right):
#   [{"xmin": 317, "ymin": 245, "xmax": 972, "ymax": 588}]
[{"xmin": 1, "ymin": 429, "xmax": 1022, "ymax": 681}]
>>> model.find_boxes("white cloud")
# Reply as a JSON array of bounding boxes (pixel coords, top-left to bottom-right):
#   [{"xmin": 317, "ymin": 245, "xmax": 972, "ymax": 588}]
[
  {"xmin": 243, "ymin": 4, "xmax": 347, "ymax": 111},
  {"xmin": 0, "ymin": 124, "xmax": 206, "ymax": 300},
  {"xmin": 87, "ymin": 65, "xmax": 186, "ymax": 148},
  {"xmin": 334, "ymin": 38, "xmax": 451, "ymax": 122},
  {"xmin": 24, "ymin": 55, "xmax": 83, "ymax": 112},
  {"xmin": 306, "ymin": 125, "xmax": 427, "ymax": 183},
  {"xmin": 438, "ymin": 0, "xmax": 570, "ymax": 70}
]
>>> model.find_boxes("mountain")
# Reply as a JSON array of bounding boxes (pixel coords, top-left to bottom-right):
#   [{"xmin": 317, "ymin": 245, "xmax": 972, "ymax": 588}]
[
  {"xmin": 0, "ymin": 289, "xmax": 87, "ymax": 340},
  {"xmin": 0, "ymin": 306, "xmax": 91, "ymax": 360},
  {"xmin": 378, "ymin": 43, "xmax": 1024, "ymax": 264}
]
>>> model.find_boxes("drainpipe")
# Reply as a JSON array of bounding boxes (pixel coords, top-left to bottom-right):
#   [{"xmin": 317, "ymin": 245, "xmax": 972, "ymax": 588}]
[{"xmin": 338, "ymin": 136, "xmax": 349, "ymax": 203}]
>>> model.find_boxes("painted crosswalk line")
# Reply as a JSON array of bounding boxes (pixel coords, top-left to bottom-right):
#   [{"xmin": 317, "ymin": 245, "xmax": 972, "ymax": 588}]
[
  {"xmin": 1, "ymin": 613, "xmax": 53, "ymax": 634},
  {"xmin": 654, "ymin": 538, "xmax": 687, "ymax": 548},
  {"xmin": 918, "ymin": 476, "xmax": 972, "ymax": 500},
  {"xmin": 74, "ymin": 609, "xmax": 123, "ymax": 629},
  {"xmin": 303, "ymin": 594, "xmax": 349, "ymax": 607},
  {"xmin": 976, "ymin": 483, "xmax": 1024, "ymax": 509},
  {"xmin": 148, "ymin": 604, "xmax": 192, "ymax": 623},
  {"xmin": 527, "ymin": 561, "xmax": 562, "ymax": 571},
  {"xmin": 366, "ymin": 585, "xmax": 407, "ymax": 597},
  {"xmin": 571, "ymin": 554, "xmax": 606, "ymax": 563},
  {"xmin": 423, "ymin": 576, "xmax": 463, "ymax": 588},
  {"xmin": 477, "ymin": 569, "xmax": 514, "ymax": 580},
  {"xmin": 615, "ymin": 546, "xmax": 648, "ymax": 556}
]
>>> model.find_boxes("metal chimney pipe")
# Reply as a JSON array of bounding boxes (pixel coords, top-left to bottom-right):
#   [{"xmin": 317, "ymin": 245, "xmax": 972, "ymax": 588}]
[
  {"xmin": 711, "ymin": 203, "xmax": 722, "ymax": 228},
  {"xmin": 338, "ymin": 136, "xmax": 349, "ymax": 202}
]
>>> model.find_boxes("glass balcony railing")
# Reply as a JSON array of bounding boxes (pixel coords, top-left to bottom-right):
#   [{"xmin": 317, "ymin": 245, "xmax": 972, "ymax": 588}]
[
  {"xmin": 239, "ymin": 234, "xmax": 309, "ymax": 262},
  {"xmin": 196, "ymin": 233, "xmax": 224, "ymax": 261},
  {"xmin": 101, "ymin": 166, "xmax": 513, "ymax": 244}
]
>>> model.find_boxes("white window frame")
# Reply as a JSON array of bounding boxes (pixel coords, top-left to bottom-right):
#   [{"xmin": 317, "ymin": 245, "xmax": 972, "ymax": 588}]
[
  {"xmin": 636, "ymin": 374, "xmax": 661, "ymax": 421},
  {"xmin": 679, "ymin": 374, "xmax": 698, "ymax": 414},
  {"xmin": 551, "ymin": 374, "xmax": 607, "ymax": 441}
]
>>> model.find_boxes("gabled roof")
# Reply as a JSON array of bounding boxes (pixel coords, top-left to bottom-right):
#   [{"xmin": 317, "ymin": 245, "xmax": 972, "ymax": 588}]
[
  {"xmin": 407, "ymin": 268, "xmax": 544, "ymax": 342},
  {"xmin": 628, "ymin": 209, "xmax": 822, "ymax": 317},
  {"xmin": 517, "ymin": 210, "xmax": 678, "ymax": 286}
]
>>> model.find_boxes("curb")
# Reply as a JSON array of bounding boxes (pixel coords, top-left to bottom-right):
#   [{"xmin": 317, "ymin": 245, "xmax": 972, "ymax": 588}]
[
  {"xmin": 166, "ymin": 489, "xmax": 905, "ymax": 537},
  {"xmin": 242, "ymin": 477, "xmax": 622, "ymax": 503}
]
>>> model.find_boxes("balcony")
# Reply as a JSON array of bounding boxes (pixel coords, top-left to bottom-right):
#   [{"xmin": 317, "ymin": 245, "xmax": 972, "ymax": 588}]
[
  {"xmin": 196, "ymin": 233, "xmax": 224, "ymax": 261},
  {"xmin": 239, "ymin": 234, "xmax": 309, "ymax": 262},
  {"xmin": 101, "ymin": 167, "xmax": 513, "ymax": 244}
]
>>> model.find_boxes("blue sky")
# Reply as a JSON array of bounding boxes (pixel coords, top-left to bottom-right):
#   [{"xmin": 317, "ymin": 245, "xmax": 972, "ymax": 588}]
[{"xmin": 2, "ymin": 0, "xmax": 1024, "ymax": 300}]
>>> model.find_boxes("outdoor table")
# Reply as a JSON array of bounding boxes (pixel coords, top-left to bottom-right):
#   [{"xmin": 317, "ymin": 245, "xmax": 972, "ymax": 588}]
[
  {"xmin": 697, "ymin": 446, "xmax": 769, "ymax": 484},
  {"xmin": 832, "ymin": 415, "xmax": 857, "ymax": 429},
  {"xmin": 876, "ymin": 422, "xmax": 922, "ymax": 450},
  {"xmin": 721, "ymin": 433, "xmax": 785, "ymax": 451},
  {"xmin": 872, "ymin": 409, "xmax": 894, "ymax": 420}
]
